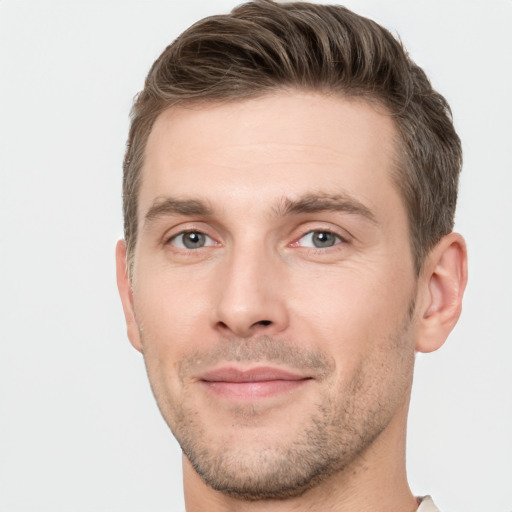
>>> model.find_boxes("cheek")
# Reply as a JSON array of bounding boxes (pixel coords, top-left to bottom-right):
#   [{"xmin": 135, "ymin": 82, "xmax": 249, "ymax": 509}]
[
  {"xmin": 132, "ymin": 271, "xmax": 212, "ymax": 421},
  {"xmin": 287, "ymin": 263, "xmax": 415, "ymax": 358},
  {"xmin": 132, "ymin": 269, "xmax": 213, "ymax": 364}
]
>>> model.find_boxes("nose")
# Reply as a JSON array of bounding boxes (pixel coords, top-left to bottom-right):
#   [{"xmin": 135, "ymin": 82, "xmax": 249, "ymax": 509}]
[{"xmin": 212, "ymin": 243, "xmax": 289, "ymax": 338}]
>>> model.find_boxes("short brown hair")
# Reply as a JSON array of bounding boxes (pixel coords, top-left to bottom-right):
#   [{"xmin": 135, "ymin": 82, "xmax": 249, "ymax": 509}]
[{"xmin": 123, "ymin": 0, "xmax": 462, "ymax": 275}]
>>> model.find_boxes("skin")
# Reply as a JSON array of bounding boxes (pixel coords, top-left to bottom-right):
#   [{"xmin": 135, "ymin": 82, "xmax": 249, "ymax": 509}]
[{"xmin": 116, "ymin": 92, "xmax": 467, "ymax": 511}]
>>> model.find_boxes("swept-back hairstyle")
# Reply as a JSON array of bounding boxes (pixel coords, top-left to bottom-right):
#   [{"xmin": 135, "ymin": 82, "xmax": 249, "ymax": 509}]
[{"xmin": 123, "ymin": 0, "xmax": 461, "ymax": 275}]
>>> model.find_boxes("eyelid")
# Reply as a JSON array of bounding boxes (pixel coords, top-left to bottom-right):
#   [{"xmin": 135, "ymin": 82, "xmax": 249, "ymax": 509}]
[
  {"xmin": 290, "ymin": 225, "xmax": 352, "ymax": 248},
  {"xmin": 163, "ymin": 224, "xmax": 221, "ymax": 249},
  {"xmin": 297, "ymin": 231, "xmax": 341, "ymax": 248},
  {"xmin": 169, "ymin": 231, "xmax": 217, "ymax": 249}
]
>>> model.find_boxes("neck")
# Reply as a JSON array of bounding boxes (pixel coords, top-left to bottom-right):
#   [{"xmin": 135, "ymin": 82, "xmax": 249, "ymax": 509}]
[{"xmin": 183, "ymin": 399, "xmax": 418, "ymax": 512}]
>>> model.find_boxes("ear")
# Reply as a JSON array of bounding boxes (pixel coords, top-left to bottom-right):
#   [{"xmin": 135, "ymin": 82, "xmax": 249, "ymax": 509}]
[
  {"xmin": 115, "ymin": 240, "xmax": 143, "ymax": 353},
  {"xmin": 415, "ymin": 232, "xmax": 468, "ymax": 353}
]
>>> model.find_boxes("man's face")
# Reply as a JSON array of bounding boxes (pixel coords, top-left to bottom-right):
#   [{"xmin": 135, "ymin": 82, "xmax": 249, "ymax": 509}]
[{"xmin": 120, "ymin": 92, "xmax": 420, "ymax": 499}]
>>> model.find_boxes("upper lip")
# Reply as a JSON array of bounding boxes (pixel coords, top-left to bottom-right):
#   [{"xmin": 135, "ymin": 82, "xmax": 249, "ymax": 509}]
[{"xmin": 198, "ymin": 366, "xmax": 311, "ymax": 383}]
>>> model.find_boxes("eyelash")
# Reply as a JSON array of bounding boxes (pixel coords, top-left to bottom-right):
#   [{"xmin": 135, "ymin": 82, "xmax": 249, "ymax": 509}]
[
  {"xmin": 166, "ymin": 230, "xmax": 218, "ymax": 250},
  {"xmin": 292, "ymin": 229, "xmax": 348, "ymax": 250},
  {"xmin": 164, "ymin": 227, "xmax": 349, "ymax": 254}
]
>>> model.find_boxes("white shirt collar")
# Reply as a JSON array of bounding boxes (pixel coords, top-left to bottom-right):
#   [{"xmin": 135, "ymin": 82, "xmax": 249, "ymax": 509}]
[{"xmin": 417, "ymin": 495, "xmax": 440, "ymax": 512}]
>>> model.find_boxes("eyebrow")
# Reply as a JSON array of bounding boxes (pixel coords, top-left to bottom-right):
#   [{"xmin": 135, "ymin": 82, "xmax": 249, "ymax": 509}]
[
  {"xmin": 143, "ymin": 192, "xmax": 377, "ymax": 230},
  {"xmin": 143, "ymin": 197, "xmax": 213, "ymax": 229},
  {"xmin": 273, "ymin": 193, "xmax": 378, "ymax": 224}
]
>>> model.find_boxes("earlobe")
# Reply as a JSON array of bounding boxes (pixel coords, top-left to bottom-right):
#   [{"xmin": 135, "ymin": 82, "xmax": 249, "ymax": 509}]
[
  {"xmin": 115, "ymin": 240, "xmax": 143, "ymax": 353},
  {"xmin": 415, "ymin": 233, "xmax": 468, "ymax": 353}
]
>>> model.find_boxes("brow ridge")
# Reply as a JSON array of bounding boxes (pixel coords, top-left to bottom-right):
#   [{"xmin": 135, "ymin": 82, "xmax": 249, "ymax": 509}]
[
  {"xmin": 274, "ymin": 193, "xmax": 377, "ymax": 223},
  {"xmin": 144, "ymin": 197, "xmax": 213, "ymax": 229},
  {"xmin": 143, "ymin": 192, "xmax": 377, "ymax": 230}
]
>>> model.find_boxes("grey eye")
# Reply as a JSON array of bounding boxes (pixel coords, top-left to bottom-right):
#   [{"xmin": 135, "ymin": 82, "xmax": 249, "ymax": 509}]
[
  {"xmin": 299, "ymin": 231, "xmax": 341, "ymax": 248},
  {"xmin": 172, "ymin": 231, "xmax": 211, "ymax": 249}
]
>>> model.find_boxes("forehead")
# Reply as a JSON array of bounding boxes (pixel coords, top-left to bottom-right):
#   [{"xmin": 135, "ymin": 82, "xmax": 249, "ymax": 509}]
[{"xmin": 140, "ymin": 92, "xmax": 400, "ymax": 220}]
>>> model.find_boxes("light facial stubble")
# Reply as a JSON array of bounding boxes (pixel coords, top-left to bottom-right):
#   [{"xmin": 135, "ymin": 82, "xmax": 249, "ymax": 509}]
[{"xmin": 140, "ymin": 307, "xmax": 416, "ymax": 501}]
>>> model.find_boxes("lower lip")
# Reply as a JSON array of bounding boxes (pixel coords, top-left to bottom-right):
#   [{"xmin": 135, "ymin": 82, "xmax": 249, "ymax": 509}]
[{"xmin": 202, "ymin": 379, "xmax": 310, "ymax": 400}]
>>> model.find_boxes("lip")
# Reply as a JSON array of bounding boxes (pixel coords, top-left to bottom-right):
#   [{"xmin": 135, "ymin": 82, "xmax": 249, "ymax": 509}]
[{"xmin": 198, "ymin": 366, "xmax": 312, "ymax": 400}]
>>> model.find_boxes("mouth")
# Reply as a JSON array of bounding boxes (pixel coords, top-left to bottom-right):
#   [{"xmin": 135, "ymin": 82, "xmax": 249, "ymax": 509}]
[{"xmin": 198, "ymin": 366, "xmax": 313, "ymax": 400}]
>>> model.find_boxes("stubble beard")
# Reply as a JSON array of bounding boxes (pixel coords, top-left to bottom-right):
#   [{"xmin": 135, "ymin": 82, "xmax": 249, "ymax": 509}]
[{"xmin": 142, "ymin": 307, "xmax": 416, "ymax": 501}]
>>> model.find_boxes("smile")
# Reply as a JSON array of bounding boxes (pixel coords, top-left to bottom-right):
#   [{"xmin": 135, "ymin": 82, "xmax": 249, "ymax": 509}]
[{"xmin": 198, "ymin": 366, "xmax": 313, "ymax": 400}]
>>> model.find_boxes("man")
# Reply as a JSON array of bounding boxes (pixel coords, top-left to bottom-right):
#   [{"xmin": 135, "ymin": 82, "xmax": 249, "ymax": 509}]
[{"xmin": 116, "ymin": 1, "xmax": 467, "ymax": 510}]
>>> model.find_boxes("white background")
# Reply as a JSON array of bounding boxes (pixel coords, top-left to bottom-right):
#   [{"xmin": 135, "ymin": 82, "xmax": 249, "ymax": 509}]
[{"xmin": 0, "ymin": 1, "xmax": 511, "ymax": 511}]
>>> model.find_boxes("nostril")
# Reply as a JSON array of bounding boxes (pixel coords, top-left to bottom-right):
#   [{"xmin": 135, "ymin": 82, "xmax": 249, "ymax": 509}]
[{"xmin": 257, "ymin": 320, "xmax": 272, "ymax": 326}]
